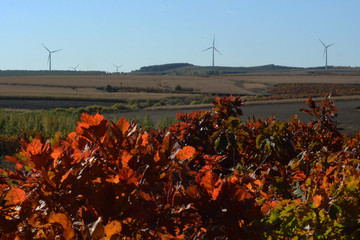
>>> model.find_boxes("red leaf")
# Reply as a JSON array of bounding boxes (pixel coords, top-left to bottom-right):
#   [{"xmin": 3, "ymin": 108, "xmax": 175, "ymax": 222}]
[
  {"xmin": 26, "ymin": 137, "xmax": 46, "ymax": 155},
  {"xmin": 81, "ymin": 112, "xmax": 105, "ymax": 126},
  {"xmin": 24, "ymin": 137, "xmax": 52, "ymax": 170},
  {"xmin": 300, "ymin": 109, "xmax": 313, "ymax": 116},
  {"xmin": 104, "ymin": 220, "xmax": 122, "ymax": 238},
  {"xmin": 197, "ymin": 170, "xmax": 221, "ymax": 199},
  {"xmin": 140, "ymin": 133, "xmax": 149, "ymax": 147},
  {"xmin": 49, "ymin": 212, "xmax": 75, "ymax": 240},
  {"xmin": 121, "ymin": 151, "xmax": 133, "ymax": 168},
  {"xmin": 176, "ymin": 146, "xmax": 195, "ymax": 160},
  {"xmin": 61, "ymin": 169, "xmax": 73, "ymax": 183},
  {"xmin": 117, "ymin": 117, "xmax": 130, "ymax": 135},
  {"xmin": 313, "ymin": 195, "xmax": 322, "ymax": 208},
  {"xmin": 293, "ymin": 170, "xmax": 306, "ymax": 180},
  {"xmin": 5, "ymin": 187, "xmax": 26, "ymax": 206},
  {"xmin": 154, "ymin": 151, "xmax": 161, "ymax": 162},
  {"xmin": 76, "ymin": 113, "xmax": 109, "ymax": 138},
  {"xmin": 306, "ymin": 97, "xmax": 316, "ymax": 109},
  {"xmin": 118, "ymin": 168, "xmax": 139, "ymax": 186},
  {"xmin": 161, "ymin": 133, "xmax": 172, "ymax": 153}
]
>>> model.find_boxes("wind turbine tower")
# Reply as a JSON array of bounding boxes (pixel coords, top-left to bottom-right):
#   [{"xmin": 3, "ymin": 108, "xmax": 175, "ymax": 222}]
[
  {"xmin": 202, "ymin": 35, "xmax": 222, "ymax": 67},
  {"xmin": 69, "ymin": 64, "xmax": 79, "ymax": 71},
  {"xmin": 42, "ymin": 44, "xmax": 62, "ymax": 71},
  {"xmin": 113, "ymin": 64, "xmax": 123, "ymax": 73},
  {"xmin": 319, "ymin": 39, "xmax": 334, "ymax": 69}
]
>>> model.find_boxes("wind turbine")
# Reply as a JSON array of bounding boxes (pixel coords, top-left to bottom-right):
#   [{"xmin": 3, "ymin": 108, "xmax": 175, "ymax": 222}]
[
  {"xmin": 42, "ymin": 44, "xmax": 62, "ymax": 71},
  {"xmin": 69, "ymin": 64, "xmax": 79, "ymax": 71},
  {"xmin": 319, "ymin": 39, "xmax": 334, "ymax": 69},
  {"xmin": 113, "ymin": 64, "xmax": 123, "ymax": 73},
  {"xmin": 202, "ymin": 35, "xmax": 222, "ymax": 67}
]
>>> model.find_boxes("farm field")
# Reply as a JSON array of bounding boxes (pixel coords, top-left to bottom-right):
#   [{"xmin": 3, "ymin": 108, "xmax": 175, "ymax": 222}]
[
  {"xmin": 0, "ymin": 73, "xmax": 359, "ymax": 134},
  {"xmin": 1, "ymin": 74, "xmax": 360, "ymax": 103}
]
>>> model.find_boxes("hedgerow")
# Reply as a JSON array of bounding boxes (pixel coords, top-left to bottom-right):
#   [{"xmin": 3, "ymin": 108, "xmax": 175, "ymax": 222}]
[{"xmin": 0, "ymin": 95, "xmax": 359, "ymax": 239}]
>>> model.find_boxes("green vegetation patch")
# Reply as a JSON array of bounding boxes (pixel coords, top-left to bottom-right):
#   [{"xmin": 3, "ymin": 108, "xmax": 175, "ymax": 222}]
[{"xmin": 0, "ymin": 109, "xmax": 80, "ymax": 139}]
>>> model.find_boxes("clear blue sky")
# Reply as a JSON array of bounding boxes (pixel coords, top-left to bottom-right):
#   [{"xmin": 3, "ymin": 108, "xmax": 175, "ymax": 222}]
[{"xmin": 1, "ymin": 1, "xmax": 359, "ymax": 72}]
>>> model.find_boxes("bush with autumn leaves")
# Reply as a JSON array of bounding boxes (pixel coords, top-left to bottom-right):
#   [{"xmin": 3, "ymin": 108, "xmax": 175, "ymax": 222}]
[{"xmin": 1, "ymin": 95, "xmax": 360, "ymax": 239}]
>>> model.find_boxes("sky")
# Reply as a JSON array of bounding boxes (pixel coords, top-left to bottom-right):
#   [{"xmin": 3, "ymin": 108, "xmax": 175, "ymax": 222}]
[{"xmin": 1, "ymin": 1, "xmax": 359, "ymax": 73}]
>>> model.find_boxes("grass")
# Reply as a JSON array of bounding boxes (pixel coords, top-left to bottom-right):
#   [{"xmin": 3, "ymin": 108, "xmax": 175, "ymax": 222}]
[
  {"xmin": 0, "ymin": 109, "xmax": 80, "ymax": 169},
  {"xmin": 0, "ymin": 109, "xmax": 80, "ymax": 139},
  {"xmin": 0, "ymin": 107, "xmax": 179, "ymax": 170},
  {"xmin": 125, "ymin": 114, "xmax": 178, "ymax": 131}
]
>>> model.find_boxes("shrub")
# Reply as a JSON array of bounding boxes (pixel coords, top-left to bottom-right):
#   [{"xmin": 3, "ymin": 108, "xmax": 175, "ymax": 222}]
[
  {"xmin": 174, "ymin": 84, "xmax": 182, "ymax": 91},
  {"xmin": 153, "ymin": 100, "xmax": 165, "ymax": 107},
  {"xmin": 190, "ymin": 100, "xmax": 200, "ymax": 105},
  {"xmin": 104, "ymin": 84, "xmax": 115, "ymax": 92},
  {"xmin": 111, "ymin": 103, "xmax": 128, "ymax": 111},
  {"xmin": 1, "ymin": 95, "xmax": 360, "ymax": 239},
  {"xmin": 201, "ymin": 95, "xmax": 214, "ymax": 104}
]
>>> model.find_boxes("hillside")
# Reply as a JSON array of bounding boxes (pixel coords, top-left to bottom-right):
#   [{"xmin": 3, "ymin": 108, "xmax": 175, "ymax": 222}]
[{"xmin": 130, "ymin": 63, "xmax": 360, "ymax": 75}]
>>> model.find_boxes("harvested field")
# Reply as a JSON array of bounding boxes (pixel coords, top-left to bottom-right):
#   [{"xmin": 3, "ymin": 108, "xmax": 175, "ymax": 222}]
[
  {"xmin": 1, "ymin": 74, "xmax": 360, "ymax": 111},
  {"xmin": 0, "ymin": 83, "xmax": 195, "ymax": 101},
  {"xmin": 1, "ymin": 74, "xmax": 360, "ymax": 100}
]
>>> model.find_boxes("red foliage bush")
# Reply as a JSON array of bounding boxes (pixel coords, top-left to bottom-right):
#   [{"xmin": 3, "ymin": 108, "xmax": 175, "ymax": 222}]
[{"xmin": 1, "ymin": 95, "xmax": 360, "ymax": 239}]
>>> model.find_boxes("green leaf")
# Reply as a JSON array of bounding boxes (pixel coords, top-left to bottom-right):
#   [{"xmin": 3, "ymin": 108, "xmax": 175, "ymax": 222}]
[
  {"xmin": 214, "ymin": 133, "xmax": 227, "ymax": 153},
  {"xmin": 269, "ymin": 211, "xmax": 280, "ymax": 224},
  {"xmin": 256, "ymin": 134, "xmax": 263, "ymax": 147},
  {"xmin": 227, "ymin": 116, "xmax": 241, "ymax": 130}
]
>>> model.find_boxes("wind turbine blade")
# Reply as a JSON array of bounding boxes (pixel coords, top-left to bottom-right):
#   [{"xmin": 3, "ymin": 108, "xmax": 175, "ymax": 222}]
[
  {"xmin": 42, "ymin": 44, "xmax": 50, "ymax": 52},
  {"xmin": 75, "ymin": 64, "xmax": 79, "ymax": 68},
  {"xmin": 214, "ymin": 47, "xmax": 222, "ymax": 55},
  {"xmin": 319, "ymin": 39, "xmax": 326, "ymax": 47},
  {"xmin": 202, "ymin": 47, "xmax": 212, "ymax": 52},
  {"xmin": 323, "ymin": 49, "xmax": 326, "ymax": 58},
  {"xmin": 52, "ymin": 49, "xmax": 62, "ymax": 53},
  {"xmin": 328, "ymin": 43, "xmax": 335, "ymax": 48},
  {"xmin": 213, "ymin": 35, "xmax": 215, "ymax": 46}
]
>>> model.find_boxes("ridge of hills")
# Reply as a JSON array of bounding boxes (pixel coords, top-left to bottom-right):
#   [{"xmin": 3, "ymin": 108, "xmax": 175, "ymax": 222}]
[
  {"xmin": 131, "ymin": 63, "xmax": 360, "ymax": 75},
  {"xmin": 1, "ymin": 63, "xmax": 359, "ymax": 76}
]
